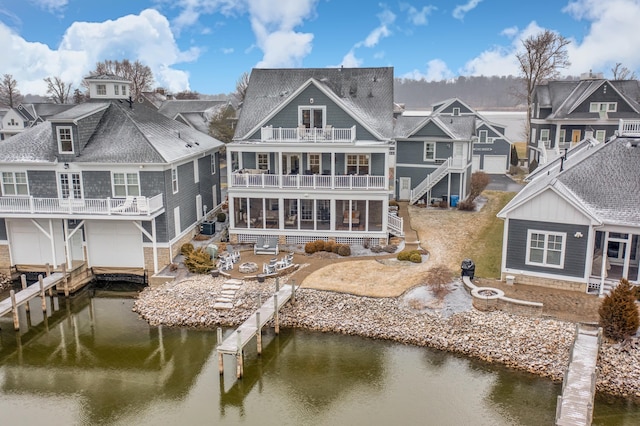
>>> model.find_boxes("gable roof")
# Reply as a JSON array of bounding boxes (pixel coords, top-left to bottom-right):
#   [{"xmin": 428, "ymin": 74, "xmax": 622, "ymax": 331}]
[
  {"xmin": 234, "ymin": 67, "xmax": 394, "ymax": 140},
  {"xmin": 394, "ymin": 113, "xmax": 475, "ymax": 140},
  {"xmin": 157, "ymin": 100, "xmax": 228, "ymax": 120},
  {"xmin": 0, "ymin": 102, "xmax": 223, "ymax": 165},
  {"xmin": 499, "ymin": 135, "xmax": 640, "ymax": 226}
]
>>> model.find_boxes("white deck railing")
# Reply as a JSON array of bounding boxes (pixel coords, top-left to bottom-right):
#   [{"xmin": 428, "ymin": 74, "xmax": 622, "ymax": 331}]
[
  {"xmin": 231, "ymin": 172, "xmax": 386, "ymax": 190},
  {"xmin": 619, "ymin": 119, "xmax": 640, "ymax": 137},
  {"xmin": 0, "ymin": 194, "xmax": 163, "ymax": 216},
  {"xmin": 260, "ymin": 126, "xmax": 356, "ymax": 143}
]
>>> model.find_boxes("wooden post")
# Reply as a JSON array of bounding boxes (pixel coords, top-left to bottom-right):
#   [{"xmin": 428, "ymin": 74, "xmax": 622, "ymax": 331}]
[
  {"xmin": 10, "ymin": 290, "xmax": 19, "ymax": 331},
  {"xmin": 46, "ymin": 263, "xmax": 51, "ymax": 277},
  {"xmin": 291, "ymin": 279, "xmax": 296, "ymax": 304},
  {"xmin": 63, "ymin": 263, "xmax": 69, "ymax": 297},
  {"xmin": 236, "ymin": 330, "xmax": 243, "ymax": 379},
  {"xmin": 275, "ymin": 277, "xmax": 279, "ymax": 292},
  {"xmin": 20, "ymin": 275, "xmax": 29, "ymax": 313},
  {"xmin": 38, "ymin": 275, "xmax": 46, "ymax": 312},
  {"xmin": 217, "ymin": 327, "xmax": 224, "ymax": 375},
  {"xmin": 256, "ymin": 311, "xmax": 262, "ymax": 355},
  {"xmin": 274, "ymin": 294, "xmax": 279, "ymax": 334}
]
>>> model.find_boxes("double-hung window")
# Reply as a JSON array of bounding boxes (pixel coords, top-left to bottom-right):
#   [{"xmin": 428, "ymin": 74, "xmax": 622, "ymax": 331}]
[
  {"xmin": 57, "ymin": 126, "xmax": 74, "ymax": 153},
  {"xmin": 478, "ymin": 130, "xmax": 488, "ymax": 143},
  {"xmin": 346, "ymin": 154, "xmax": 369, "ymax": 175},
  {"xmin": 257, "ymin": 153, "xmax": 269, "ymax": 170},
  {"xmin": 424, "ymin": 142, "xmax": 435, "ymax": 161},
  {"xmin": 114, "ymin": 85, "xmax": 120, "ymax": 95},
  {"xmin": 171, "ymin": 167, "xmax": 179, "ymax": 193},
  {"xmin": 308, "ymin": 154, "xmax": 321, "ymax": 174},
  {"xmin": 595, "ymin": 130, "xmax": 606, "ymax": 143},
  {"xmin": 526, "ymin": 230, "xmax": 566, "ymax": 268},
  {"xmin": 97, "ymin": 84, "xmax": 106, "ymax": 96},
  {"xmin": 210, "ymin": 154, "xmax": 216, "ymax": 175},
  {"xmin": 113, "ymin": 172, "xmax": 140, "ymax": 197},
  {"xmin": 1, "ymin": 171, "xmax": 29, "ymax": 196}
]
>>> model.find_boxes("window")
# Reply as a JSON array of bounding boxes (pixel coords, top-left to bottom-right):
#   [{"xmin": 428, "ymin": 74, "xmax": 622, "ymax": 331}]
[
  {"xmin": 1, "ymin": 171, "xmax": 29, "ymax": 196},
  {"xmin": 299, "ymin": 106, "xmax": 325, "ymax": 128},
  {"xmin": 478, "ymin": 130, "xmax": 488, "ymax": 143},
  {"xmin": 540, "ymin": 129, "xmax": 550, "ymax": 148},
  {"xmin": 193, "ymin": 159, "xmax": 199, "ymax": 183},
  {"xmin": 346, "ymin": 154, "xmax": 369, "ymax": 175},
  {"xmin": 257, "ymin": 153, "xmax": 269, "ymax": 170},
  {"xmin": 559, "ymin": 129, "xmax": 566, "ymax": 143},
  {"xmin": 112, "ymin": 172, "xmax": 140, "ymax": 197},
  {"xmin": 572, "ymin": 130, "xmax": 581, "ymax": 143},
  {"xmin": 526, "ymin": 230, "xmax": 566, "ymax": 268},
  {"xmin": 595, "ymin": 130, "xmax": 606, "ymax": 143},
  {"xmin": 308, "ymin": 154, "xmax": 321, "ymax": 174},
  {"xmin": 122, "ymin": 85, "xmax": 127, "ymax": 96},
  {"xmin": 424, "ymin": 142, "xmax": 435, "ymax": 161},
  {"xmin": 589, "ymin": 102, "xmax": 617, "ymax": 113},
  {"xmin": 57, "ymin": 126, "xmax": 74, "ymax": 153},
  {"xmin": 171, "ymin": 167, "xmax": 178, "ymax": 193},
  {"xmin": 59, "ymin": 172, "xmax": 82, "ymax": 199},
  {"xmin": 114, "ymin": 85, "xmax": 119, "ymax": 95},
  {"xmin": 452, "ymin": 107, "xmax": 460, "ymax": 116},
  {"xmin": 97, "ymin": 84, "xmax": 106, "ymax": 96},
  {"xmin": 210, "ymin": 153, "xmax": 216, "ymax": 175}
]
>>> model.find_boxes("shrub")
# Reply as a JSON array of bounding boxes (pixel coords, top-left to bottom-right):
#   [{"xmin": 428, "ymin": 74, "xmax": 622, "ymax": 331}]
[
  {"xmin": 528, "ymin": 158, "xmax": 538, "ymax": 173},
  {"xmin": 332, "ymin": 243, "xmax": 341, "ymax": 254},
  {"xmin": 438, "ymin": 199, "xmax": 448, "ymax": 208},
  {"xmin": 181, "ymin": 243, "xmax": 194, "ymax": 256},
  {"xmin": 217, "ymin": 212, "xmax": 227, "ymax": 222},
  {"xmin": 314, "ymin": 240, "xmax": 326, "ymax": 252},
  {"xmin": 184, "ymin": 247, "xmax": 214, "ymax": 274},
  {"xmin": 325, "ymin": 240, "xmax": 336, "ymax": 253},
  {"xmin": 469, "ymin": 171, "xmax": 490, "ymax": 200},
  {"xmin": 370, "ymin": 245, "xmax": 383, "ymax": 253},
  {"xmin": 363, "ymin": 238, "xmax": 371, "ymax": 249},
  {"xmin": 409, "ymin": 252, "xmax": 422, "ymax": 263},
  {"xmin": 383, "ymin": 244, "xmax": 398, "ymax": 253},
  {"xmin": 397, "ymin": 251, "xmax": 410, "ymax": 261},
  {"xmin": 457, "ymin": 199, "xmax": 476, "ymax": 211},
  {"xmin": 510, "ymin": 144, "xmax": 519, "ymax": 167},
  {"xmin": 337, "ymin": 244, "xmax": 351, "ymax": 257},
  {"xmin": 304, "ymin": 241, "xmax": 316, "ymax": 254},
  {"xmin": 599, "ymin": 278, "xmax": 640, "ymax": 341}
]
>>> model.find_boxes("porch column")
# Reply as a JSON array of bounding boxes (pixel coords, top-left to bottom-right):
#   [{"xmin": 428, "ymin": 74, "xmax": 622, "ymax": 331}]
[
  {"xmin": 623, "ymin": 233, "xmax": 632, "ymax": 281},
  {"xmin": 49, "ymin": 219, "xmax": 57, "ymax": 269},
  {"xmin": 152, "ymin": 218, "xmax": 158, "ymax": 274},
  {"xmin": 64, "ymin": 219, "xmax": 72, "ymax": 269},
  {"xmin": 600, "ymin": 232, "xmax": 610, "ymax": 296}
]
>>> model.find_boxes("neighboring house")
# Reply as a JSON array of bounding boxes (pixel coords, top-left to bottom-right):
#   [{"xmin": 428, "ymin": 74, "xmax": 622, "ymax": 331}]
[
  {"xmin": 394, "ymin": 107, "xmax": 474, "ymax": 205},
  {"xmin": 529, "ymin": 71, "xmax": 640, "ymax": 165},
  {"xmin": 1, "ymin": 103, "xmax": 75, "ymax": 140},
  {"xmin": 497, "ymin": 120, "xmax": 640, "ymax": 295},
  {"xmin": 0, "ymin": 74, "xmax": 224, "ymax": 281},
  {"xmin": 157, "ymin": 100, "xmax": 235, "ymax": 135},
  {"xmin": 225, "ymin": 67, "xmax": 402, "ymax": 247}
]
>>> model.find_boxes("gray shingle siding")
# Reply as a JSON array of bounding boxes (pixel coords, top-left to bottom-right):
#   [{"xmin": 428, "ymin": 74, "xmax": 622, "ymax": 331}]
[
  {"xmin": 197, "ymin": 154, "xmax": 219, "ymax": 211},
  {"xmin": 77, "ymin": 109, "xmax": 106, "ymax": 152},
  {"xmin": 82, "ymin": 171, "xmax": 112, "ymax": 198},
  {"xmin": 28, "ymin": 170, "xmax": 58, "ymax": 198},
  {"xmin": 414, "ymin": 122, "xmax": 449, "ymax": 138},
  {"xmin": 396, "ymin": 140, "xmax": 424, "ymax": 164},
  {"xmin": 505, "ymin": 219, "xmax": 588, "ymax": 277},
  {"xmin": 140, "ymin": 170, "xmax": 168, "ymax": 242},
  {"xmin": 0, "ymin": 219, "xmax": 6, "ymax": 240},
  {"xmin": 163, "ymin": 162, "xmax": 199, "ymax": 240}
]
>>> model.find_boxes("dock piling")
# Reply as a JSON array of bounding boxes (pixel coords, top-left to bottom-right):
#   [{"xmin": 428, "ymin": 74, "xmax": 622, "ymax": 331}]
[
  {"xmin": 20, "ymin": 275, "xmax": 29, "ymax": 313},
  {"xmin": 274, "ymin": 294, "xmax": 279, "ymax": 334},
  {"xmin": 256, "ymin": 311, "xmax": 262, "ymax": 355},
  {"xmin": 217, "ymin": 327, "xmax": 224, "ymax": 375},
  {"xmin": 10, "ymin": 290, "xmax": 19, "ymax": 330},
  {"xmin": 38, "ymin": 275, "xmax": 46, "ymax": 312}
]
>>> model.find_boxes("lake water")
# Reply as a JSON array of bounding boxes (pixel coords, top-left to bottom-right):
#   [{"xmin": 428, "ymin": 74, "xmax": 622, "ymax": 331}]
[{"xmin": 0, "ymin": 287, "xmax": 638, "ymax": 425}]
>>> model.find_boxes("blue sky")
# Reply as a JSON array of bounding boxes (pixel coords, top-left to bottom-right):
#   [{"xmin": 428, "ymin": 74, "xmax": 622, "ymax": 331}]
[{"xmin": 2, "ymin": 0, "xmax": 640, "ymax": 96}]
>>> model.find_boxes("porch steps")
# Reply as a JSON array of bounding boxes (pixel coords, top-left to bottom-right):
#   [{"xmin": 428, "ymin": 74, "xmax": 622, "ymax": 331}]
[
  {"xmin": 409, "ymin": 158, "xmax": 451, "ymax": 205},
  {"xmin": 214, "ymin": 278, "xmax": 245, "ymax": 310}
]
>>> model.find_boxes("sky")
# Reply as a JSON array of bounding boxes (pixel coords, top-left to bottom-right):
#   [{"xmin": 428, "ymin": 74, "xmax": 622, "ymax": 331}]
[{"xmin": 2, "ymin": 0, "xmax": 640, "ymax": 97}]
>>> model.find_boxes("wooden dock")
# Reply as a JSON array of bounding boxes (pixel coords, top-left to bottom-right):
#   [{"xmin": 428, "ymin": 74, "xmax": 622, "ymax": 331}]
[
  {"xmin": 217, "ymin": 281, "xmax": 297, "ymax": 379},
  {"xmin": 556, "ymin": 324, "xmax": 602, "ymax": 426},
  {"xmin": 0, "ymin": 272, "xmax": 68, "ymax": 331}
]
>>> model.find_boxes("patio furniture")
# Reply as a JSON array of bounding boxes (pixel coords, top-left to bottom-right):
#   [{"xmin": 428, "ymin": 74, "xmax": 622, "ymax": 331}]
[
  {"xmin": 135, "ymin": 196, "xmax": 149, "ymax": 214},
  {"xmin": 284, "ymin": 214, "xmax": 297, "ymax": 226},
  {"xmin": 112, "ymin": 196, "xmax": 135, "ymax": 213},
  {"xmin": 263, "ymin": 260, "xmax": 277, "ymax": 275},
  {"xmin": 227, "ymin": 246, "xmax": 240, "ymax": 263},
  {"xmin": 254, "ymin": 236, "xmax": 279, "ymax": 255},
  {"xmin": 343, "ymin": 210, "xmax": 360, "ymax": 225},
  {"xmin": 218, "ymin": 256, "xmax": 234, "ymax": 271}
]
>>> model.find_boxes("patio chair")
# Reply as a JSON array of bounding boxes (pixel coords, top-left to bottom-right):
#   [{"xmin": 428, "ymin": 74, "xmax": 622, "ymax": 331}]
[
  {"xmin": 227, "ymin": 246, "xmax": 240, "ymax": 263},
  {"xmin": 135, "ymin": 196, "xmax": 149, "ymax": 214},
  {"xmin": 218, "ymin": 257, "xmax": 234, "ymax": 271},
  {"xmin": 263, "ymin": 261, "xmax": 276, "ymax": 275},
  {"xmin": 254, "ymin": 236, "xmax": 266, "ymax": 255},
  {"xmin": 111, "ymin": 196, "xmax": 135, "ymax": 213}
]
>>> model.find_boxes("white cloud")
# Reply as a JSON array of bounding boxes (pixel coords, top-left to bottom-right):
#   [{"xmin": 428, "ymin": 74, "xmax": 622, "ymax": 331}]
[
  {"xmin": 453, "ymin": 0, "xmax": 483, "ymax": 20},
  {"xmin": 401, "ymin": 59, "xmax": 454, "ymax": 81},
  {"xmin": 400, "ymin": 3, "xmax": 436, "ymax": 26},
  {"xmin": 501, "ymin": 26, "xmax": 519, "ymax": 38},
  {"xmin": 357, "ymin": 8, "xmax": 395, "ymax": 48},
  {"xmin": 0, "ymin": 9, "xmax": 199, "ymax": 95},
  {"xmin": 31, "ymin": 0, "xmax": 68, "ymax": 13},
  {"xmin": 338, "ymin": 50, "xmax": 363, "ymax": 68},
  {"xmin": 222, "ymin": 47, "xmax": 234, "ymax": 54}
]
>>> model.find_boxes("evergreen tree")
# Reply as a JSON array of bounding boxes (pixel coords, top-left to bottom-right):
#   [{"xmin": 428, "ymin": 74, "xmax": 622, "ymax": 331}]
[
  {"xmin": 599, "ymin": 278, "xmax": 640, "ymax": 341},
  {"xmin": 510, "ymin": 144, "xmax": 519, "ymax": 167}
]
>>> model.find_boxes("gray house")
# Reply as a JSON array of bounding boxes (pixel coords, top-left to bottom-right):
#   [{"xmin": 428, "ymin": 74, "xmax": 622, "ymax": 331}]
[
  {"xmin": 0, "ymin": 75, "xmax": 224, "ymax": 281},
  {"xmin": 498, "ymin": 119, "xmax": 640, "ymax": 295},
  {"xmin": 529, "ymin": 71, "xmax": 640, "ymax": 165}
]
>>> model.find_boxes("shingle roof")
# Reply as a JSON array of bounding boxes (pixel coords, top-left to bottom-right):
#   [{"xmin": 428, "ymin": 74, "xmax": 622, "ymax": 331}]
[
  {"xmin": 235, "ymin": 67, "xmax": 394, "ymax": 140},
  {"xmin": 393, "ymin": 113, "xmax": 475, "ymax": 139},
  {"xmin": 157, "ymin": 100, "xmax": 228, "ymax": 120}
]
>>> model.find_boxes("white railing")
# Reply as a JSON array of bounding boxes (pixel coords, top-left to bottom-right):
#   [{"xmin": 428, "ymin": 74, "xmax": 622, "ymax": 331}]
[
  {"xmin": 231, "ymin": 172, "xmax": 385, "ymax": 190},
  {"xmin": 619, "ymin": 119, "xmax": 640, "ymax": 136},
  {"xmin": 387, "ymin": 212, "xmax": 404, "ymax": 237},
  {"xmin": 0, "ymin": 194, "xmax": 163, "ymax": 216},
  {"xmin": 410, "ymin": 158, "xmax": 452, "ymax": 204},
  {"xmin": 260, "ymin": 126, "xmax": 356, "ymax": 143}
]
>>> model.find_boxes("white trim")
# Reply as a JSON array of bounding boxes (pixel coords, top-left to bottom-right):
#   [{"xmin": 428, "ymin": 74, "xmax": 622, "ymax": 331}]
[
  {"xmin": 57, "ymin": 125, "xmax": 74, "ymax": 154},
  {"xmin": 111, "ymin": 171, "xmax": 140, "ymax": 198},
  {"xmin": 423, "ymin": 141, "xmax": 435, "ymax": 161},
  {"xmin": 256, "ymin": 152, "xmax": 270, "ymax": 171},
  {"xmin": 211, "ymin": 153, "xmax": 216, "ymax": 175},
  {"xmin": 525, "ymin": 229, "xmax": 566, "ymax": 268},
  {"xmin": 171, "ymin": 167, "xmax": 179, "ymax": 194},
  {"xmin": 57, "ymin": 171, "xmax": 83, "ymax": 199},
  {"xmin": 298, "ymin": 105, "xmax": 326, "ymax": 128},
  {"xmin": 194, "ymin": 159, "xmax": 200, "ymax": 183},
  {"xmin": 1, "ymin": 171, "xmax": 29, "ymax": 196}
]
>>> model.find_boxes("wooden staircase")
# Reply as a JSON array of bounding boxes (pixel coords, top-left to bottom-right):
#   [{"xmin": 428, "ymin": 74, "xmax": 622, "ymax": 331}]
[{"xmin": 409, "ymin": 158, "xmax": 451, "ymax": 205}]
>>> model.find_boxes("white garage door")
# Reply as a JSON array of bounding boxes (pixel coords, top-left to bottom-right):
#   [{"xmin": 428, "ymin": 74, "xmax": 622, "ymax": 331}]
[
  {"xmin": 86, "ymin": 221, "xmax": 143, "ymax": 268},
  {"xmin": 483, "ymin": 155, "xmax": 508, "ymax": 174},
  {"xmin": 8, "ymin": 219, "xmax": 65, "ymax": 266},
  {"xmin": 472, "ymin": 155, "xmax": 480, "ymax": 172}
]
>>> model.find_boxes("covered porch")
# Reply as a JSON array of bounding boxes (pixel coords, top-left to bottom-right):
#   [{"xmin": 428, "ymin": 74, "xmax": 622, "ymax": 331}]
[{"xmin": 588, "ymin": 230, "xmax": 640, "ymax": 295}]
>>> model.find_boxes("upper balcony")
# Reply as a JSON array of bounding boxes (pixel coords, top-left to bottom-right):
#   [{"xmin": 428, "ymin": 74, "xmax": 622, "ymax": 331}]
[
  {"xmin": 231, "ymin": 171, "xmax": 386, "ymax": 190},
  {"xmin": 619, "ymin": 119, "xmax": 640, "ymax": 137},
  {"xmin": 260, "ymin": 126, "xmax": 356, "ymax": 143},
  {"xmin": 0, "ymin": 194, "xmax": 164, "ymax": 218}
]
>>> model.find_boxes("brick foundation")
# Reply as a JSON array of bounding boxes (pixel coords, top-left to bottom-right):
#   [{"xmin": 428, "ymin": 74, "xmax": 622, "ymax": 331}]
[
  {"xmin": 0, "ymin": 244, "xmax": 11, "ymax": 276},
  {"xmin": 143, "ymin": 247, "xmax": 172, "ymax": 274},
  {"xmin": 501, "ymin": 272, "xmax": 587, "ymax": 293}
]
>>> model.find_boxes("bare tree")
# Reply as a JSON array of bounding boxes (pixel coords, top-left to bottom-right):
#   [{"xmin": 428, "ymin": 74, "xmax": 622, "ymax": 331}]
[
  {"xmin": 44, "ymin": 76, "xmax": 73, "ymax": 104},
  {"xmin": 611, "ymin": 63, "xmax": 637, "ymax": 80},
  {"xmin": 208, "ymin": 104, "xmax": 236, "ymax": 143},
  {"xmin": 174, "ymin": 90, "xmax": 200, "ymax": 99},
  {"xmin": 234, "ymin": 72, "xmax": 250, "ymax": 105},
  {"xmin": 90, "ymin": 59, "xmax": 154, "ymax": 100},
  {"xmin": 72, "ymin": 88, "xmax": 87, "ymax": 104},
  {"xmin": 516, "ymin": 30, "xmax": 570, "ymax": 144},
  {"xmin": 0, "ymin": 74, "xmax": 23, "ymax": 107}
]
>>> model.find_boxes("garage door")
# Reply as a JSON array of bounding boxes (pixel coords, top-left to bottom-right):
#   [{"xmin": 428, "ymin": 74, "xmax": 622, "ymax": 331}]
[
  {"xmin": 472, "ymin": 155, "xmax": 480, "ymax": 172},
  {"xmin": 86, "ymin": 221, "xmax": 143, "ymax": 268},
  {"xmin": 483, "ymin": 155, "xmax": 508, "ymax": 174},
  {"xmin": 7, "ymin": 219, "xmax": 65, "ymax": 266}
]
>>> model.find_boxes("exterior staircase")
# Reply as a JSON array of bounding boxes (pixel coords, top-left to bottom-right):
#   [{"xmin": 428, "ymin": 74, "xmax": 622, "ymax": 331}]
[
  {"xmin": 387, "ymin": 212, "xmax": 404, "ymax": 237},
  {"xmin": 409, "ymin": 158, "xmax": 452, "ymax": 205}
]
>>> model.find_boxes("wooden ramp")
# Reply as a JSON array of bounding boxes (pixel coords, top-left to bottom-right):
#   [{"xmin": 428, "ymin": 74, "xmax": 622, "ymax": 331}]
[
  {"xmin": 556, "ymin": 324, "xmax": 602, "ymax": 426},
  {"xmin": 0, "ymin": 273, "xmax": 66, "ymax": 330},
  {"xmin": 217, "ymin": 282, "xmax": 297, "ymax": 378}
]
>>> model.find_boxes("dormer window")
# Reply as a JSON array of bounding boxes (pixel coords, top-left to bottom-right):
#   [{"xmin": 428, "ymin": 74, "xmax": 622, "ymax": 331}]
[
  {"xmin": 122, "ymin": 85, "xmax": 127, "ymax": 96},
  {"xmin": 114, "ymin": 85, "xmax": 119, "ymax": 95},
  {"xmin": 57, "ymin": 126, "xmax": 74, "ymax": 153},
  {"xmin": 452, "ymin": 107, "xmax": 460, "ymax": 116},
  {"xmin": 97, "ymin": 84, "xmax": 106, "ymax": 96}
]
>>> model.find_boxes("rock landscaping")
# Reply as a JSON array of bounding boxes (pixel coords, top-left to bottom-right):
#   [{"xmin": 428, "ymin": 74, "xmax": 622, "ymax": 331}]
[{"xmin": 133, "ymin": 273, "xmax": 640, "ymax": 401}]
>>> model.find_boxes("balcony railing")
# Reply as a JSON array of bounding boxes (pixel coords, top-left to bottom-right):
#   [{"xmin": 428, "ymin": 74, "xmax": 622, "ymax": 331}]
[
  {"xmin": 619, "ymin": 119, "xmax": 640, "ymax": 137},
  {"xmin": 0, "ymin": 194, "xmax": 163, "ymax": 216},
  {"xmin": 260, "ymin": 126, "xmax": 356, "ymax": 143},
  {"xmin": 231, "ymin": 172, "xmax": 386, "ymax": 190}
]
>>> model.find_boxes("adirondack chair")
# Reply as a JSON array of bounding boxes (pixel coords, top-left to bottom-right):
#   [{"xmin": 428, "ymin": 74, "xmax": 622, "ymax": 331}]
[
  {"xmin": 135, "ymin": 196, "xmax": 149, "ymax": 214},
  {"xmin": 111, "ymin": 196, "xmax": 135, "ymax": 213}
]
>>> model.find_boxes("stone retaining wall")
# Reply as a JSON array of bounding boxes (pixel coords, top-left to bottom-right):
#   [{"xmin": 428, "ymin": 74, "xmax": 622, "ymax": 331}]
[
  {"xmin": 500, "ymin": 272, "xmax": 587, "ymax": 293},
  {"xmin": 465, "ymin": 277, "xmax": 543, "ymax": 317}
]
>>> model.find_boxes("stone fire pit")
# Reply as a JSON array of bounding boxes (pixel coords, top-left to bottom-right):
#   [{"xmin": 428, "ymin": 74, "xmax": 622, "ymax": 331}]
[{"xmin": 238, "ymin": 262, "xmax": 259, "ymax": 274}]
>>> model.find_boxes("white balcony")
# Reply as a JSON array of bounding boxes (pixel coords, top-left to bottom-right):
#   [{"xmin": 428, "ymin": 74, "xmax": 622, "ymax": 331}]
[
  {"xmin": 231, "ymin": 172, "xmax": 386, "ymax": 190},
  {"xmin": 619, "ymin": 119, "xmax": 640, "ymax": 137},
  {"xmin": 0, "ymin": 194, "xmax": 164, "ymax": 217},
  {"xmin": 260, "ymin": 126, "xmax": 356, "ymax": 143}
]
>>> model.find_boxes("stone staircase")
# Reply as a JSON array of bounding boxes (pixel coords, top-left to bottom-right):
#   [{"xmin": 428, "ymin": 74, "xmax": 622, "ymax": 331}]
[{"xmin": 214, "ymin": 278, "xmax": 244, "ymax": 310}]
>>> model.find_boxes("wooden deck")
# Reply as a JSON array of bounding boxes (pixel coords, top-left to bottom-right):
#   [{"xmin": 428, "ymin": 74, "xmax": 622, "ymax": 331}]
[
  {"xmin": 217, "ymin": 282, "xmax": 297, "ymax": 378},
  {"xmin": 556, "ymin": 324, "xmax": 602, "ymax": 426}
]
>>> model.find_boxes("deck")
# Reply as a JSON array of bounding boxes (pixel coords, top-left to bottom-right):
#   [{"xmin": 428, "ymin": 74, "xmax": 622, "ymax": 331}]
[{"xmin": 556, "ymin": 324, "xmax": 602, "ymax": 426}]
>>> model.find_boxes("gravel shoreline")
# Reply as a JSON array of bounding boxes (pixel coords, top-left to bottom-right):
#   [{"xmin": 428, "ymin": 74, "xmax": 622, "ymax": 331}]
[{"xmin": 132, "ymin": 274, "xmax": 640, "ymax": 401}]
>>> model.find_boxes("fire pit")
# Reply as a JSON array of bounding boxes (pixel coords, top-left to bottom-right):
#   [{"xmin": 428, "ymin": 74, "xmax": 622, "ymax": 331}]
[{"xmin": 238, "ymin": 262, "xmax": 258, "ymax": 274}]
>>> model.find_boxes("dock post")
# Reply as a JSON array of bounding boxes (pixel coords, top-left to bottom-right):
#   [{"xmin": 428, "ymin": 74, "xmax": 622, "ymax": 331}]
[
  {"xmin": 236, "ymin": 330, "xmax": 243, "ymax": 379},
  {"xmin": 63, "ymin": 263, "xmax": 69, "ymax": 297},
  {"xmin": 38, "ymin": 275, "xmax": 46, "ymax": 312},
  {"xmin": 45, "ymin": 263, "xmax": 53, "ymax": 297},
  {"xmin": 20, "ymin": 275, "xmax": 30, "ymax": 313},
  {"xmin": 291, "ymin": 279, "xmax": 296, "ymax": 304},
  {"xmin": 256, "ymin": 311, "xmax": 262, "ymax": 355},
  {"xmin": 274, "ymin": 294, "xmax": 279, "ymax": 335},
  {"xmin": 275, "ymin": 277, "xmax": 279, "ymax": 292},
  {"xmin": 10, "ymin": 290, "xmax": 19, "ymax": 331},
  {"xmin": 217, "ymin": 327, "xmax": 224, "ymax": 375}
]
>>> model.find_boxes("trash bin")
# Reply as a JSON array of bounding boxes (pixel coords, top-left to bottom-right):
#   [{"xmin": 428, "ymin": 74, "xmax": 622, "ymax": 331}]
[
  {"xmin": 206, "ymin": 244, "xmax": 218, "ymax": 259},
  {"xmin": 450, "ymin": 195, "xmax": 459, "ymax": 207},
  {"xmin": 201, "ymin": 220, "xmax": 215, "ymax": 235},
  {"xmin": 461, "ymin": 258, "xmax": 475, "ymax": 279},
  {"xmin": 441, "ymin": 195, "xmax": 448, "ymax": 204}
]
